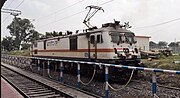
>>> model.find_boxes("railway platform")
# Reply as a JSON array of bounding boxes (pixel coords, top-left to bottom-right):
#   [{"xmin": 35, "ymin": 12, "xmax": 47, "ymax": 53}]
[{"xmin": 1, "ymin": 77, "xmax": 23, "ymax": 98}]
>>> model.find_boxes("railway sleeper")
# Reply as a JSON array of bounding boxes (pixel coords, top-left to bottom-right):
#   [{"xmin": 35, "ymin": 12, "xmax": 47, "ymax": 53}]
[
  {"xmin": 26, "ymin": 90, "xmax": 52, "ymax": 95},
  {"xmin": 20, "ymin": 86, "xmax": 45, "ymax": 90},
  {"xmin": 34, "ymin": 94, "xmax": 61, "ymax": 98},
  {"xmin": 22, "ymin": 88, "xmax": 48, "ymax": 93},
  {"xmin": 17, "ymin": 84, "xmax": 42, "ymax": 87},
  {"xmin": 28, "ymin": 92, "xmax": 55, "ymax": 97},
  {"xmin": 14, "ymin": 81, "xmax": 34, "ymax": 84}
]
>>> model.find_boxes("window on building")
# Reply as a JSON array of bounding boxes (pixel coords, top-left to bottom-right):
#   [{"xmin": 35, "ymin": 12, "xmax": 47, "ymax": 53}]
[{"xmin": 69, "ymin": 36, "xmax": 77, "ymax": 50}]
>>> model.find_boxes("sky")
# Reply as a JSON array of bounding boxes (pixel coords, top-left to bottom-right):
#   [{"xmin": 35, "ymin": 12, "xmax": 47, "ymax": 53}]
[{"xmin": 1, "ymin": 0, "xmax": 180, "ymax": 43}]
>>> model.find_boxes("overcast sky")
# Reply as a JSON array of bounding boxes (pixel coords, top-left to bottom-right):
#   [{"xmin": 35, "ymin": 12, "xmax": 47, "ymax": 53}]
[{"xmin": 1, "ymin": 0, "xmax": 180, "ymax": 43}]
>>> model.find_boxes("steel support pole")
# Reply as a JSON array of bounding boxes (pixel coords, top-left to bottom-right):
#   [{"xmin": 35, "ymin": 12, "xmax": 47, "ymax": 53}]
[
  {"xmin": 47, "ymin": 60, "xmax": 50, "ymax": 78},
  {"xmin": 77, "ymin": 63, "xmax": 80, "ymax": 88},
  {"xmin": 105, "ymin": 66, "xmax": 109, "ymax": 98},
  {"xmin": 59, "ymin": 62, "xmax": 64, "ymax": 82},
  {"xmin": 152, "ymin": 72, "xmax": 157, "ymax": 98},
  {"xmin": 38, "ymin": 59, "xmax": 40, "ymax": 74}
]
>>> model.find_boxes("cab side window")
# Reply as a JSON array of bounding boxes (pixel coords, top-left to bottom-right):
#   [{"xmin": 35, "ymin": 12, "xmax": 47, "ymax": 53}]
[
  {"xmin": 90, "ymin": 35, "xmax": 95, "ymax": 44},
  {"xmin": 97, "ymin": 34, "xmax": 103, "ymax": 43}
]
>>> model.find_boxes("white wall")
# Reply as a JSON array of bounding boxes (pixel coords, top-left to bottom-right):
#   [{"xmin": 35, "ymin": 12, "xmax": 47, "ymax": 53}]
[{"xmin": 135, "ymin": 36, "xmax": 150, "ymax": 51}]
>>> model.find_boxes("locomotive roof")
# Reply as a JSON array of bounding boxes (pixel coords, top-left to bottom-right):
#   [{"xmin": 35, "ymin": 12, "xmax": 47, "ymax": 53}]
[{"xmin": 34, "ymin": 22, "xmax": 133, "ymax": 42}]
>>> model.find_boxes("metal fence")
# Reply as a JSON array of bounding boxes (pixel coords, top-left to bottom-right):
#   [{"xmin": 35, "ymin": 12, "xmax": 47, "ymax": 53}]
[{"xmin": 1, "ymin": 54, "xmax": 180, "ymax": 98}]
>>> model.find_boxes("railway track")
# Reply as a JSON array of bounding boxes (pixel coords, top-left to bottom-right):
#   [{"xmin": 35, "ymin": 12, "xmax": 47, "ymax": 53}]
[
  {"xmin": 1, "ymin": 64, "xmax": 100, "ymax": 98},
  {"xmin": 1, "ymin": 66, "xmax": 72, "ymax": 98}
]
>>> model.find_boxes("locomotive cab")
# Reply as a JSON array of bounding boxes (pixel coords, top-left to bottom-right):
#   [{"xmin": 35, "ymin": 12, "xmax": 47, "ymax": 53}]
[
  {"xmin": 87, "ymin": 21, "xmax": 141, "ymax": 64},
  {"xmin": 110, "ymin": 31, "xmax": 140, "ymax": 61}
]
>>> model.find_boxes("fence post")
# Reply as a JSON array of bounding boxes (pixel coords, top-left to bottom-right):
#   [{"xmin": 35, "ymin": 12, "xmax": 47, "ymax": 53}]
[
  {"xmin": 12, "ymin": 57, "xmax": 14, "ymax": 65},
  {"xmin": 9, "ymin": 56, "xmax": 11, "ymax": 64},
  {"xmin": 17, "ymin": 57, "xmax": 20, "ymax": 67},
  {"xmin": 59, "ymin": 61, "xmax": 64, "ymax": 82},
  {"xmin": 47, "ymin": 60, "xmax": 52, "ymax": 78},
  {"xmin": 30, "ymin": 58, "xmax": 33, "ymax": 71},
  {"xmin": 42, "ymin": 60, "xmax": 45, "ymax": 76},
  {"xmin": 38, "ymin": 59, "xmax": 40, "ymax": 74},
  {"xmin": 19, "ymin": 57, "xmax": 21, "ymax": 67},
  {"xmin": 105, "ymin": 66, "xmax": 109, "ymax": 98},
  {"xmin": 47, "ymin": 60, "xmax": 50, "ymax": 77},
  {"xmin": 77, "ymin": 63, "xmax": 80, "ymax": 88},
  {"xmin": 152, "ymin": 72, "xmax": 157, "ymax": 98}
]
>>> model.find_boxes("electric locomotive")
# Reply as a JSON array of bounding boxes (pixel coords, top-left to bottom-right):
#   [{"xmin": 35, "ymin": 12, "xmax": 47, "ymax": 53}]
[{"xmin": 30, "ymin": 6, "xmax": 141, "ymax": 80}]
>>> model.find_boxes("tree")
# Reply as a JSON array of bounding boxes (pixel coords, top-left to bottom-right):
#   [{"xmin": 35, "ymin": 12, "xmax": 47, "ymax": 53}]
[
  {"xmin": 7, "ymin": 17, "xmax": 34, "ymax": 50},
  {"xmin": 45, "ymin": 31, "xmax": 60, "ymax": 38},
  {"xmin": 27, "ymin": 30, "xmax": 42, "ymax": 42},
  {"xmin": 21, "ymin": 43, "xmax": 31, "ymax": 50},
  {"xmin": 168, "ymin": 42, "xmax": 179, "ymax": 47},
  {"xmin": 158, "ymin": 41, "xmax": 168, "ymax": 49},
  {"xmin": 45, "ymin": 32, "xmax": 52, "ymax": 38},
  {"xmin": 149, "ymin": 41, "xmax": 157, "ymax": 49},
  {"xmin": 52, "ymin": 31, "xmax": 59, "ymax": 37},
  {"xmin": 1, "ymin": 36, "xmax": 15, "ymax": 51},
  {"xmin": 59, "ymin": 32, "xmax": 63, "ymax": 36}
]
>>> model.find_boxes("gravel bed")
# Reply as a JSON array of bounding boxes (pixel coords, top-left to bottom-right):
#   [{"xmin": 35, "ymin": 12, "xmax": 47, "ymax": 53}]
[
  {"xmin": 6, "ymin": 63, "xmax": 180, "ymax": 98},
  {"xmin": 37, "ymin": 68, "xmax": 180, "ymax": 98}
]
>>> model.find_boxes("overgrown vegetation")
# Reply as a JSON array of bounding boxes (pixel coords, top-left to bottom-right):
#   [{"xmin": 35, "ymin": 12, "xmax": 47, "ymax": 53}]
[
  {"xmin": 2, "ymin": 49, "xmax": 30, "ymax": 56},
  {"xmin": 142, "ymin": 54, "xmax": 180, "ymax": 70}
]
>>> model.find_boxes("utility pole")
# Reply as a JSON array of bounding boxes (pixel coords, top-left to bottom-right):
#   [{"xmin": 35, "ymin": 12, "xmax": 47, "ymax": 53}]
[
  {"xmin": 1, "ymin": 9, "xmax": 21, "ymax": 36},
  {"xmin": 1, "ymin": 8, "xmax": 21, "ymax": 50}
]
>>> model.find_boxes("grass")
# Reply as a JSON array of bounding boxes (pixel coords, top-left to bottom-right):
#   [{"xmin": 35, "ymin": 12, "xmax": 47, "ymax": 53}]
[
  {"xmin": 141, "ymin": 54, "xmax": 180, "ymax": 70},
  {"xmin": 2, "ymin": 50, "xmax": 30, "ymax": 57}
]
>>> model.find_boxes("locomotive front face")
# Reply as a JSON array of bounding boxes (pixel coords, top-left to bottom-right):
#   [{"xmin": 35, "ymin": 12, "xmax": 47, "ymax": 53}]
[{"xmin": 109, "ymin": 31, "xmax": 141, "ymax": 61}]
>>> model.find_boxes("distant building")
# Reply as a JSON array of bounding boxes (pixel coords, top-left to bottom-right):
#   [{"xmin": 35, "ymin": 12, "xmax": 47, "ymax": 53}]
[{"xmin": 135, "ymin": 35, "xmax": 151, "ymax": 51}]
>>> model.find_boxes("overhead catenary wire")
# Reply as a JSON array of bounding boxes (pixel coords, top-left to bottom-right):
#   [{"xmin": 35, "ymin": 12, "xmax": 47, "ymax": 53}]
[
  {"xmin": 14, "ymin": 0, "xmax": 25, "ymax": 9},
  {"xmin": 99, "ymin": 0, "xmax": 114, "ymax": 5},
  {"xmin": 4, "ymin": 0, "xmax": 15, "ymax": 8},
  {"xmin": 37, "ymin": 10, "xmax": 87, "ymax": 28},
  {"xmin": 35, "ymin": 0, "xmax": 85, "ymax": 21},
  {"xmin": 37, "ymin": 0, "xmax": 115, "ymax": 29},
  {"xmin": 2, "ymin": 0, "xmax": 25, "ymax": 23},
  {"xmin": 133, "ymin": 17, "xmax": 180, "ymax": 30}
]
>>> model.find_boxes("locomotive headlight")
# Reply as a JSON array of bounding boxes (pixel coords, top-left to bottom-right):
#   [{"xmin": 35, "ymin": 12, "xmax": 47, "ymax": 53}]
[{"xmin": 123, "ymin": 48, "xmax": 129, "ymax": 53}]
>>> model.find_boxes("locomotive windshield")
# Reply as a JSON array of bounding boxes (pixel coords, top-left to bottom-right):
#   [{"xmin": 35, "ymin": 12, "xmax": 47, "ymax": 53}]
[
  {"xmin": 111, "ymin": 32, "xmax": 120, "ymax": 43},
  {"xmin": 125, "ymin": 33, "xmax": 135, "ymax": 43},
  {"xmin": 110, "ymin": 32, "xmax": 136, "ymax": 43}
]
